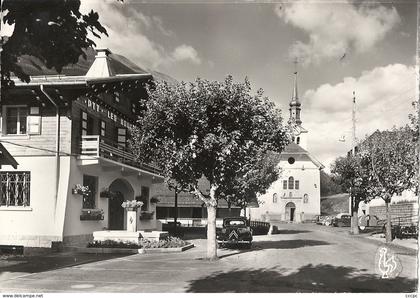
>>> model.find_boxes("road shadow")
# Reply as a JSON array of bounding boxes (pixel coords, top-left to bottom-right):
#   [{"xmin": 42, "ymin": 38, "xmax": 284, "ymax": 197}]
[
  {"xmin": 273, "ymin": 229, "xmax": 311, "ymax": 235},
  {"xmin": 219, "ymin": 239, "xmax": 331, "ymax": 259},
  {"xmin": 0, "ymin": 252, "xmax": 131, "ymax": 277},
  {"xmin": 186, "ymin": 263, "xmax": 417, "ymax": 292}
]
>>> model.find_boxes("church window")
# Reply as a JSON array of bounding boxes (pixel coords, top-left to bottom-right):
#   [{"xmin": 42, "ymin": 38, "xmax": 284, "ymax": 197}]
[
  {"xmin": 295, "ymin": 180, "xmax": 299, "ymax": 190},
  {"xmin": 273, "ymin": 193, "xmax": 278, "ymax": 203},
  {"xmin": 288, "ymin": 177, "xmax": 294, "ymax": 189},
  {"xmin": 303, "ymin": 194, "xmax": 308, "ymax": 203},
  {"xmin": 297, "ymin": 137, "xmax": 300, "ymax": 144},
  {"xmin": 288, "ymin": 157, "xmax": 295, "ymax": 164},
  {"xmin": 283, "ymin": 180, "xmax": 287, "ymax": 189}
]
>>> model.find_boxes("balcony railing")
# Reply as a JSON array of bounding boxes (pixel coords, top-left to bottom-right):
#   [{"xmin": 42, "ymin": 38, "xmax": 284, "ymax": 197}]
[{"xmin": 80, "ymin": 135, "xmax": 161, "ymax": 175}]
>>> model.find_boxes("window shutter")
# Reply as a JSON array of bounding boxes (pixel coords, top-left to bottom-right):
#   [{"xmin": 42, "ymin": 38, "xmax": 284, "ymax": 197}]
[{"xmin": 27, "ymin": 107, "xmax": 41, "ymax": 135}]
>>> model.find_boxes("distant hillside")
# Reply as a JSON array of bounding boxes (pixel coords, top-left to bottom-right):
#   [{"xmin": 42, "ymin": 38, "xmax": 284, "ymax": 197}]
[
  {"xmin": 321, "ymin": 193, "xmax": 349, "ymax": 215},
  {"xmin": 320, "ymin": 170, "xmax": 343, "ymax": 196}
]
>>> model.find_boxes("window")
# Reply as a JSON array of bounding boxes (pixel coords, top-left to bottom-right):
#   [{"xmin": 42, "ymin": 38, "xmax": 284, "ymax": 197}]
[
  {"xmin": 303, "ymin": 194, "xmax": 308, "ymax": 203},
  {"xmin": 288, "ymin": 176, "xmax": 294, "ymax": 189},
  {"xmin": 114, "ymin": 92, "xmax": 120, "ymax": 103},
  {"xmin": 81, "ymin": 111, "xmax": 88, "ymax": 136},
  {"xmin": 4, "ymin": 106, "xmax": 28, "ymax": 135},
  {"xmin": 27, "ymin": 107, "xmax": 41, "ymax": 135},
  {"xmin": 273, "ymin": 193, "xmax": 278, "ymax": 203},
  {"xmin": 288, "ymin": 157, "xmax": 295, "ymax": 164},
  {"xmin": 82, "ymin": 175, "xmax": 97, "ymax": 209},
  {"xmin": 100, "ymin": 120, "xmax": 106, "ymax": 138},
  {"xmin": 296, "ymin": 137, "xmax": 300, "ymax": 144},
  {"xmin": 117, "ymin": 128, "xmax": 127, "ymax": 149},
  {"xmin": 140, "ymin": 186, "xmax": 149, "ymax": 211},
  {"xmin": 283, "ymin": 180, "xmax": 288, "ymax": 189},
  {"xmin": 0, "ymin": 172, "xmax": 31, "ymax": 206},
  {"xmin": 295, "ymin": 180, "xmax": 300, "ymax": 190}
]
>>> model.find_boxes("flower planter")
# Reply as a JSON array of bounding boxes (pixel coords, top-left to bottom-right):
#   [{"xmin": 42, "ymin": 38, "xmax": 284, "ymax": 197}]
[
  {"xmin": 80, "ymin": 209, "xmax": 104, "ymax": 221},
  {"xmin": 140, "ymin": 211, "xmax": 155, "ymax": 220}
]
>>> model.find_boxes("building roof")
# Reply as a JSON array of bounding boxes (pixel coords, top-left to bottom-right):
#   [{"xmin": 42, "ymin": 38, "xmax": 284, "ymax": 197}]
[
  {"xmin": 0, "ymin": 143, "xmax": 18, "ymax": 169},
  {"xmin": 281, "ymin": 142, "xmax": 324, "ymax": 169},
  {"xmin": 13, "ymin": 47, "xmax": 177, "ymax": 84}
]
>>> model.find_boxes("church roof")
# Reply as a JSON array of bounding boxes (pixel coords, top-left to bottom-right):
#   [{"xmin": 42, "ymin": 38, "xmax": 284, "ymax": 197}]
[{"xmin": 280, "ymin": 143, "xmax": 324, "ymax": 169}]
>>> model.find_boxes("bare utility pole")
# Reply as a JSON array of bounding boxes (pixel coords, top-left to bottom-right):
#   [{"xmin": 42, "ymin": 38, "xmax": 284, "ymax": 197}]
[{"xmin": 351, "ymin": 91, "xmax": 356, "ymax": 155}]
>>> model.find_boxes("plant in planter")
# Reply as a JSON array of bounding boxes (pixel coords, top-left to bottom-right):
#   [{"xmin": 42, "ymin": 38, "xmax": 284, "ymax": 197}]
[
  {"xmin": 150, "ymin": 197, "xmax": 159, "ymax": 204},
  {"xmin": 72, "ymin": 184, "xmax": 91, "ymax": 196},
  {"xmin": 121, "ymin": 200, "xmax": 144, "ymax": 232},
  {"xmin": 100, "ymin": 188, "xmax": 120, "ymax": 199},
  {"xmin": 121, "ymin": 200, "xmax": 144, "ymax": 211},
  {"xmin": 80, "ymin": 209, "xmax": 104, "ymax": 221}
]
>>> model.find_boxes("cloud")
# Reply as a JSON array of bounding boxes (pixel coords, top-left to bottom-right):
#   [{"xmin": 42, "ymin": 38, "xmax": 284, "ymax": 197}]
[
  {"xmin": 301, "ymin": 64, "xmax": 416, "ymax": 171},
  {"xmin": 171, "ymin": 45, "xmax": 202, "ymax": 65},
  {"xmin": 80, "ymin": 0, "xmax": 201, "ymax": 69},
  {"xmin": 275, "ymin": 1, "xmax": 400, "ymax": 64}
]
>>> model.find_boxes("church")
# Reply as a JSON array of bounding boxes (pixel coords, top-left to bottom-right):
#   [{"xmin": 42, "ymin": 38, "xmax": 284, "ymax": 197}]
[{"xmin": 248, "ymin": 71, "xmax": 323, "ymax": 223}]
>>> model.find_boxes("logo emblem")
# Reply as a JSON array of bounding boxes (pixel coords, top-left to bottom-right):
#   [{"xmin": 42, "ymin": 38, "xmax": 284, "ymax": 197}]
[
  {"xmin": 229, "ymin": 230, "xmax": 238, "ymax": 240},
  {"xmin": 375, "ymin": 246, "xmax": 402, "ymax": 279}
]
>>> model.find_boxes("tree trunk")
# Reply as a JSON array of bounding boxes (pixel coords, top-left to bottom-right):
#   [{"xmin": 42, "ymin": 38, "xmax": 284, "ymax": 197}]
[
  {"xmin": 174, "ymin": 189, "xmax": 178, "ymax": 235},
  {"xmin": 385, "ymin": 201, "xmax": 392, "ymax": 243},
  {"xmin": 350, "ymin": 194, "xmax": 359, "ymax": 235},
  {"xmin": 206, "ymin": 204, "xmax": 218, "ymax": 261}
]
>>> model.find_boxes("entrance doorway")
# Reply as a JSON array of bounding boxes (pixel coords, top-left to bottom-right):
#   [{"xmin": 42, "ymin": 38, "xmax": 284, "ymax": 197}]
[
  {"xmin": 108, "ymin": 178, "xmax": 134, "ymax": 230},
  {"xmin": 285, "ymin": 202, "xmax": 296, "ymax": 222}
]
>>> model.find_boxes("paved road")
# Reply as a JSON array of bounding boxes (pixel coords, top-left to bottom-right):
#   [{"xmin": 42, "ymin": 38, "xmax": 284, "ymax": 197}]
[{"xmin": 0, "ymin": 223, "xmax": 417, "ymax": 293}]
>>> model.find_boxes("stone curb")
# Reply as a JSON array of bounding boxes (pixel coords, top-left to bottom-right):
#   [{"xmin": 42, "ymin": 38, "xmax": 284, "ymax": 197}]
[{"xmin": 64, "ymin": 243, "xmax": 194, "ymax": 254}]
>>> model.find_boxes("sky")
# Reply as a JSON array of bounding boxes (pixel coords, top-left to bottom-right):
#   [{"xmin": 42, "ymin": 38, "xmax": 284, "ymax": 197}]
[{"xmin": 7, "ymin": 0, "xmax": 418, "ymax": 171}]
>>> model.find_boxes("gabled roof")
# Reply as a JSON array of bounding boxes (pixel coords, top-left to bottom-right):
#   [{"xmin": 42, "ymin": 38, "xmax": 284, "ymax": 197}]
[
  {"xmin": 281, "ymin": 142, "xmax": 324, "ymax": 169},
  {"xmin": 13, "ymin": 47, "xmax": 177, "ymax": 84},
  {"xmin": 0, "ymin": 143, "xmax": 18, "ymax": 169}
]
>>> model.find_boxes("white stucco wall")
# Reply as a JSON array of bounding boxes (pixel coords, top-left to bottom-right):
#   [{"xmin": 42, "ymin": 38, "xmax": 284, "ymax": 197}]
[
  {"xmin": 249, "ymin": 158, "xmax": 321, "ymax": 222},
  {"xmin": 0, "ymin": 155, "xmax": 162, "ymax": 248},
  {"xmin": 0, "ymin": 155, "xmax": 71, "ymax": 247}
]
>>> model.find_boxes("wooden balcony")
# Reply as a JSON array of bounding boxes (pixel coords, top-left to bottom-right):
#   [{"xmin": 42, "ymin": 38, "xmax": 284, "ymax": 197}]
[{"xmin": 80, "ymin": 135, "xmax": 160, "ymax": 175}]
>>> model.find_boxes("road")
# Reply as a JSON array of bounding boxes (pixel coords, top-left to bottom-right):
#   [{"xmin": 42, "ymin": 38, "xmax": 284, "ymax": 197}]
[{"xmin": 0, "ymin": 223, "xmax": 417, "ymax": 293}]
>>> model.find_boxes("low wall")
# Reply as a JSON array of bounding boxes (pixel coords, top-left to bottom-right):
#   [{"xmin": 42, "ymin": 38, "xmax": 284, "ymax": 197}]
[{"xmin": 369, "ymin": 202, "xmax": 418, "ymax": 225}]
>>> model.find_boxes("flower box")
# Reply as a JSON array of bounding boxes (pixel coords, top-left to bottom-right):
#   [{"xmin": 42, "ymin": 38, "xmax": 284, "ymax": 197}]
[
  {"xmin": 80, "ymin": 209, "xmax": 104, "ymax": 221},
  {"xmin": 140, "ymin": 211, "xmax": 155, "ymax": 220},
  {"xmin": 121, "ymin": 200, "xmax": 143, "ymax": 210},
  {"xmin": 72, "ymin": 184, "xmax": 91, "ymax": 196},
  {"xmin": 150, "ymin": 197, "xmax": 160, "ymax": 204}
]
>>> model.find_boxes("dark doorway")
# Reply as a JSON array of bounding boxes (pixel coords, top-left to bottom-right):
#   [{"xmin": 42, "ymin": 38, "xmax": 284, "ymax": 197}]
[
  {"xmin": 108, "ymin": 192, "xmax": 124, "ymax": 230},
  {"xmin": 108, "ymin": 178, "xmax": 134, "ymax": 230},
  {"xmin": 285, "ymin": 202, "xmax": 296, "ymax": 222}
]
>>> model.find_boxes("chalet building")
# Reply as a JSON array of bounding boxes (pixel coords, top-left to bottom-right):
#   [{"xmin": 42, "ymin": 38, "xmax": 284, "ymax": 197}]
[
  {"xmin": 249, "ymin": 71, "xmax": 323, "ymax": 223},
  {"xmin": 0, "ymin": 48, "xmax": 167, "ymax": 248}
]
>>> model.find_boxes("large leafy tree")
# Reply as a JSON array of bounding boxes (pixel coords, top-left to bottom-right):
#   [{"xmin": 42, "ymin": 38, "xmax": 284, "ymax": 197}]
[
  {"xmin": 359, "ymin": 127, "xmax": 418, "ymax": 243},
  {"xmin": 1, "ymin": 0, "xmax": 109, "ymax": 88},
  {"xmin": 331, "ymin": 154, "xmax": 371, "ymax": 235},
  {"xmin": 131, "ymin": 76, "xmax": 289, "ymax": 260}
]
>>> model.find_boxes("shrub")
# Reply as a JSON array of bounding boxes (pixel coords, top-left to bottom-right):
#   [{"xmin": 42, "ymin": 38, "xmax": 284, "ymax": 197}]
[
  {"xmin": 139, "ymin": 236, "xmax": 188, "ymax": 249},
  {"xmin": 87, "ymin": 240, "xmax": 140, "ymax": 249}
]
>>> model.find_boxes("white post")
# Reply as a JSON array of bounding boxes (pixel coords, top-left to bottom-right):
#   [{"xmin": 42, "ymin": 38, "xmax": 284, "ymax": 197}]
[{"xmin": 127, "ymin": 210, "xmax": 137, "ymax": 232}]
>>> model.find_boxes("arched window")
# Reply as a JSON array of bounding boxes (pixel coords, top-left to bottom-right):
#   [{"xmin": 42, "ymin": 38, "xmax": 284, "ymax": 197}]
[
  {"xmin": 288, "ymin": 176, "xmax": 294, "ymax": 189},
  {"xmin": 303, "ymin": 194, "xmax": 308, "ymax": 203},
  {"xmin": 273, "ymin": 193, "xmax": 278, "ymax": 203}
]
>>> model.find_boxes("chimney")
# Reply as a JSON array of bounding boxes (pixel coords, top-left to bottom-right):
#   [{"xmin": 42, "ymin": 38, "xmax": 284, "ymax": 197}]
[{"xmin": 86, "ymin": 48, "xmax": 114, "ymax": 78}]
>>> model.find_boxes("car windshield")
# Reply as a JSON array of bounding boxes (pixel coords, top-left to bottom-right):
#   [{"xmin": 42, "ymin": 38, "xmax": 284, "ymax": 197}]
[{"xmin": 225, "ymin": 219, "xmax": 246, "ymax": 227}]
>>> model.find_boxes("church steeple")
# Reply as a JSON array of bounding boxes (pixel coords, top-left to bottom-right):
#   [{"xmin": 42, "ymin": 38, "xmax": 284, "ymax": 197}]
[{"xmin": 289, "ymin": 71, "xmax": 302, "ymax": 126}]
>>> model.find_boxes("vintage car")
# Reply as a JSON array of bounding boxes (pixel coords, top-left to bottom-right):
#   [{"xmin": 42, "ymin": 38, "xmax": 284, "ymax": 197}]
[
  {"xmin": 332, "ymin": 213, "xmax": 352, "ymax": 227},
  {"xmin": 216, "ymin": 217, "xmax": 253, "ymax": 248}
]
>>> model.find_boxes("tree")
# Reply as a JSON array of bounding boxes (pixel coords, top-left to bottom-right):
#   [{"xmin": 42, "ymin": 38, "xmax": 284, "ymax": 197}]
[
  {"xmin": 131, "ymin": 76, "xmax": 289, "ymax": 260},
  {"xmin": 1, "ymin": 0, "xmax": 109, "ymax": 88},
  {"xmin": 359, "ymin": 127, "xmax": 418, "ymax": 243},
  {"xmin": 331, "ymin": 154, "xmax": 371, "ymax": 235}
]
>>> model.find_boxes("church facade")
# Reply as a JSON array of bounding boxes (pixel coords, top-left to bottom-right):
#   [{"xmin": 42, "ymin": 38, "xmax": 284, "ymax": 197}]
[{"xmin": 249, "ymin": 71, "xmax": 323, "ymax": 223}]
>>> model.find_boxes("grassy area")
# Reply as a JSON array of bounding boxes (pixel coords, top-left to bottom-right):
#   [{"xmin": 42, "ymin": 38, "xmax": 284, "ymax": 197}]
[{"xmin": 321, "ymin": 193, "xmax": 349, "ymax": 216}]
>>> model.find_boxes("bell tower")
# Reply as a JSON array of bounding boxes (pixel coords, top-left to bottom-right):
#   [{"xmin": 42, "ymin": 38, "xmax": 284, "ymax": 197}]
[{"xmin": 288, "ymin": 62, "xmax": 308, "ymax": 150}]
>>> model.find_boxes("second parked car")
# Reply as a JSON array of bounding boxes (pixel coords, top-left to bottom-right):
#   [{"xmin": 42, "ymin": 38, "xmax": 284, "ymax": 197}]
[{"xmin": 332, "ymin": 213, "xmax": 351, "ymax": 227}]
